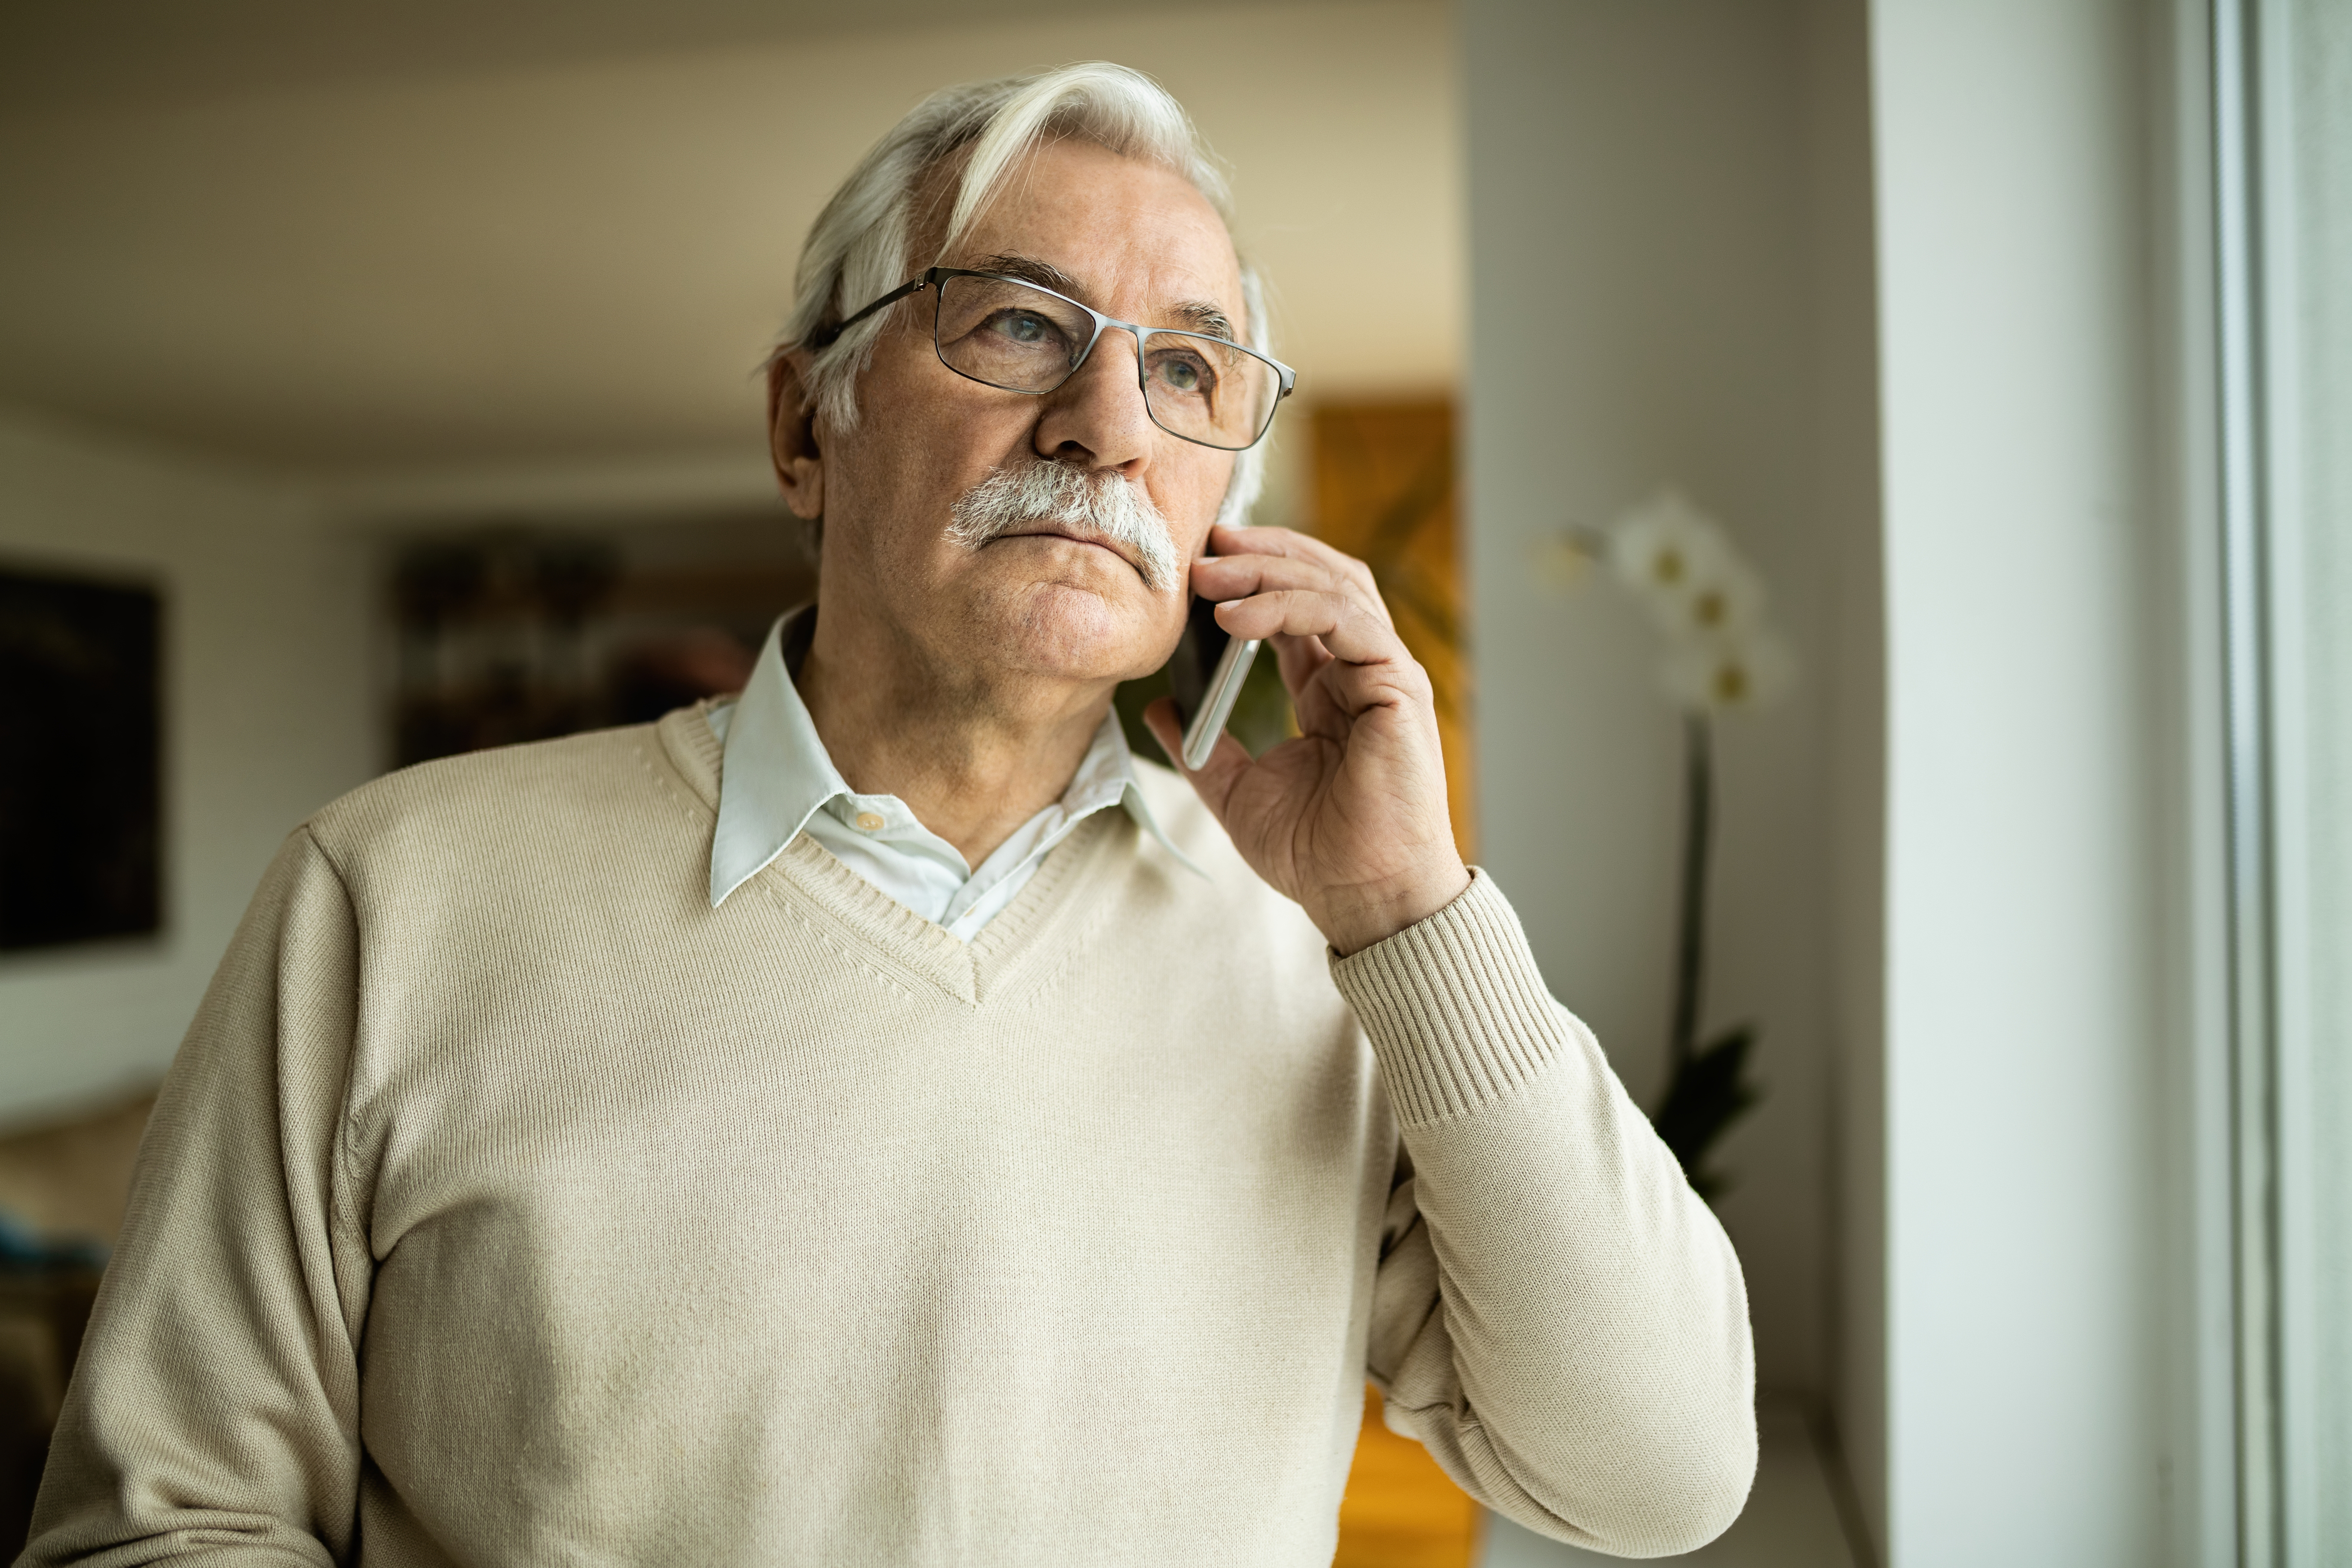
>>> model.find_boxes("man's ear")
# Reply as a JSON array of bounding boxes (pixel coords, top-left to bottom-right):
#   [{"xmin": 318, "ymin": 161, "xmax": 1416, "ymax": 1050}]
[{"xmin": 767, "ymin": 350, "xmax": 825, "ymax": 521}]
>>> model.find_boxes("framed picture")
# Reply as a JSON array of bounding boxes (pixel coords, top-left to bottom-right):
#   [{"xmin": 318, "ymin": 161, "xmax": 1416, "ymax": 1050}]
[{"xmin": 0, "ymin": 566, "xmax": 161, "ymax": 951}]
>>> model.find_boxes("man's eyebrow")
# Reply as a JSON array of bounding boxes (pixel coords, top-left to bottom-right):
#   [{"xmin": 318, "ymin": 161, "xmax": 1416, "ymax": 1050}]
[
  {"xmin": 968, "ymin": 253, "xmax": 1085, "ymax": 297},
  {"xmin": 1169, "ymin": 301, "xmax": 1237, "ymax": 342}
]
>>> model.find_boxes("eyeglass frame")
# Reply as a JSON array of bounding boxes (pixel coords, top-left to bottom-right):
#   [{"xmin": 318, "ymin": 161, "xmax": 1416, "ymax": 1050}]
[{"xmin": 806, "ymin": 266, "xmax": 1298, "ymax": 453}]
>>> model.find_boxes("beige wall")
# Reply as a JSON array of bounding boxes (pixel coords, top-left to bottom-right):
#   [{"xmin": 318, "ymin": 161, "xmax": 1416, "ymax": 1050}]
[
  {"xmin": 0, "ymin": 1, "xmax": 1460, "ymax": 474},
  {"xmin": 0, "ymin": 411, "xmax": 375, "ymax": 1122},
  {"xmin": 1807, "ymin": 0, "xmax": 1887, "ymax": 1548},
  {"xmin": 1463, "ymin": 0, "xmax": 1874, "ymax": 1413}
]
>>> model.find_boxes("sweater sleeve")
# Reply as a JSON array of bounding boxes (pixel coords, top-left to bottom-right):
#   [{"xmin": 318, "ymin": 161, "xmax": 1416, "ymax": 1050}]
[
  {"xmin": 1331, "ymin": 870, "xmax": 1756, "ymax": 1559},
  {"xmin": 22, "ymin": 829, "xmax": 371, "ymax": 1567}
]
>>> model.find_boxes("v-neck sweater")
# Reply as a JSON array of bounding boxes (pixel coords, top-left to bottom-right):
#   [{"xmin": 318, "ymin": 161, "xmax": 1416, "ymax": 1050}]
[{"xmin": 25, "ymin": 707, "xmax": 1755, "ymax": 1567}]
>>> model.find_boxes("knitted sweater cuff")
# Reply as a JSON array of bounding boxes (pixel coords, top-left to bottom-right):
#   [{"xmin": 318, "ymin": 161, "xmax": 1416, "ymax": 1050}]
[{"xmin": 1328, "ymin": 869, "xmax": 1570, "ymax": 1129}]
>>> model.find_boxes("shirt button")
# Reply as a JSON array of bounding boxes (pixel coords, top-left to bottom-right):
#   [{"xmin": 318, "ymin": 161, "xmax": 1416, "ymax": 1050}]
[{"xmin": 854, "ymin": 812, "xmax": 885, "ymax": 832}]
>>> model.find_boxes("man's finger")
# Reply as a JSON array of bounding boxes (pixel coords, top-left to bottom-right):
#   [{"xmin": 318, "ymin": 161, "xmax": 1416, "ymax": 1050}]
[
  {"xmin": 1203, "ymin": 525, "xmax": 1393, "ymax": 631},
  {"xmin": 1213, "ymin": 588, "xmax": 1408, "ymax": 672},
  {"xmin": 1140, "ymin": 696, "xmax": 1252, "ymax": 817},
  {"xmin": 1270, "ymin": 630, "xmax": 1330, "ymax": 696},
  {"xmin": 1190, "ymin": 552, "xmax": 1388, "ymax": 630},
  {"xmin": 1312, "ymin": 642, "xmax": 1436, "ymax": 720},
  {"xmin": 1207, "ymin": 523, "xmax": 1363, "ymax": 579}
]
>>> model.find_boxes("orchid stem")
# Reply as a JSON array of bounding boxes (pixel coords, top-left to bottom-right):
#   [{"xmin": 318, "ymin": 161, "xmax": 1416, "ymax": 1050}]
[{"xmin": 1669, "ymin": 711, "xmax": 1713, "ymax": 1073}]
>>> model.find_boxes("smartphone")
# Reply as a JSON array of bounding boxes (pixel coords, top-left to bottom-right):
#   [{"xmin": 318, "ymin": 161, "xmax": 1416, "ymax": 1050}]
[{"xmin": 1168, "ymin": 594, "xmax": 1262, "ymax": 771}]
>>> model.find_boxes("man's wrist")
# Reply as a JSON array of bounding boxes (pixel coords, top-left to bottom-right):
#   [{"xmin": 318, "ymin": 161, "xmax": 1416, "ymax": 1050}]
[{"xmin": 1317, "ymin": 861, "xmax": 1474, "ymax": 957}]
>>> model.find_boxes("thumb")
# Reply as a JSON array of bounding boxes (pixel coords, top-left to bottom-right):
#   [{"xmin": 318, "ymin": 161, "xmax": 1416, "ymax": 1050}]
[{"xmin": 1141, "ymin": 696, "xmax": 1252, "ymax": 818}]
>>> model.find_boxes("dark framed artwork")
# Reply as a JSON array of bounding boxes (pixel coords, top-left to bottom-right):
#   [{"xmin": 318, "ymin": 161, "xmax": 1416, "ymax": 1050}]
[
  {"xmin": 0, "ymin": 566, "xmax": 162, "ymax": 951},
  {"xmin": 386, "ymin": 521, "xmax": 812, "ymax": 768}
]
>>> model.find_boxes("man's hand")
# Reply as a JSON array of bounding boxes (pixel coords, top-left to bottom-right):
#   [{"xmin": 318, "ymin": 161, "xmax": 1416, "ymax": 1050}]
[{"xmin": 1142, "ymin": 524, "xmax": 1471, "ymax": 956}]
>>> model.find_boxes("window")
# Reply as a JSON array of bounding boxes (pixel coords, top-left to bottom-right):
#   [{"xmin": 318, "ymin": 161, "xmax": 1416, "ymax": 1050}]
[{"xmin": 2217, "ymin": 0, "xmax": 2350, "ymax": 1558}]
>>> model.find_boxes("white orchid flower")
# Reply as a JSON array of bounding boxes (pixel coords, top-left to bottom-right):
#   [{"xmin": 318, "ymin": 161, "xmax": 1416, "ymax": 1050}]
[
  {"xmin": 1660, "ymin": 628, "xmax": 1796, "ymax": 713},
  {"xmin": 1607, "ymin": 490, "xmax": 1735, "ymax": 613},
  {"xmin": 1670, "ymin": 555, "xmax": 1767, "ymax": 643},
  {"xmin": 1553, "ymin": 484, "xmax": 1800, "ymax": 714},
  {"xmin": 1530, "ymin": 527, "xmax": 1607, "ymax": 591}
]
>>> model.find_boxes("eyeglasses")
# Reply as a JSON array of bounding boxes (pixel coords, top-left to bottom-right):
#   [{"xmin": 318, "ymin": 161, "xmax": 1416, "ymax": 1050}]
[{"xmin": 810, "ymin": 267, "xmax": 1296, "ymax": 453}]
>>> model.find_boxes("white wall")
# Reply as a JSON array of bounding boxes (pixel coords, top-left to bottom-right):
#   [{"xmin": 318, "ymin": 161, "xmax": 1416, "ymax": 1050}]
[
  {"xmin": 1462, "ymin": 0, "xmax": 1870, "ymax": 1405},
  {"xmin": 0, "ymin": 409, "xmax": 375, "ymax": 1122},
  {"xmin": 1871, "ymin": 1, "xmax": 2164, "ymax": 1562}
]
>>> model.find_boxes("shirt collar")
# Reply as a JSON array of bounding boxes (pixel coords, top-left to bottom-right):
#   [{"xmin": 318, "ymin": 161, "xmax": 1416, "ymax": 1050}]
[{"xmin": 708, "ymin": 609, "xmax": 1195, "ymax": 908}]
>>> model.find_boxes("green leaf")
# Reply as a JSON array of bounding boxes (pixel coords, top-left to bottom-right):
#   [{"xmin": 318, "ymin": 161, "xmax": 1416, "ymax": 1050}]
[{"xmin": 1651, "ymin": 1025, "xmax": 1764, "ymax": 1204}]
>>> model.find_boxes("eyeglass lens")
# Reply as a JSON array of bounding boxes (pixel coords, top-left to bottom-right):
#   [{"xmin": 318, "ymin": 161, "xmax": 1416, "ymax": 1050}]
[{"xmin": 933, "ymin": 275, "xmax": 1280, "ymax": 451}]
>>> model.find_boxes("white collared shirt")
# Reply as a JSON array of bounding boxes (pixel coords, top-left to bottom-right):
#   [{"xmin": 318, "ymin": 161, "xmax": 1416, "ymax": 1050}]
[{"xmin": 707, "ymin": 611, "xmax": 1193, "ymax": 940}]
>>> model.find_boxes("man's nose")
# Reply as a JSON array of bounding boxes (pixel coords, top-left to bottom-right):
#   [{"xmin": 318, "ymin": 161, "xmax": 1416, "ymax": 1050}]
[{"xmin": 1033, "ymin": 330, "xmax": 1157, "ymax": 472}]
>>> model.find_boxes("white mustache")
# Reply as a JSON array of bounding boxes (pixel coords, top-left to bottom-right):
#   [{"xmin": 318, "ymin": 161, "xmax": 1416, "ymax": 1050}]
[{"xmin": 946, "ymin": 463, "xmax": 1182, "ymax": 594}]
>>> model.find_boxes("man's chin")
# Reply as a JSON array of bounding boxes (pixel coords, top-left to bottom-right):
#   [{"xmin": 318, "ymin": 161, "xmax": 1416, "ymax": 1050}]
[{"xmin": 971, "ymin": 575, "xmax": 1176, "ymax": 685}]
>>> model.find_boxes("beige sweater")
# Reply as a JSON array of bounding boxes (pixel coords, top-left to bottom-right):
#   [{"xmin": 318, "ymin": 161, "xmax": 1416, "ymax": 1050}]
[{"xmin": 24, "ymin": 708, "xmax": 1753, "ymax": 1566}]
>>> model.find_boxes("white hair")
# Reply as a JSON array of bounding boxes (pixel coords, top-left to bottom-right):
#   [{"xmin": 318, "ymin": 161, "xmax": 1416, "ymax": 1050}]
[
  {"xmin": 947, "ymin": 462, "xmax": 1182, "ymax": 593},
  {"xmin": 779, "ymin": 62, "xmax": 1273, "ymax": 527}
]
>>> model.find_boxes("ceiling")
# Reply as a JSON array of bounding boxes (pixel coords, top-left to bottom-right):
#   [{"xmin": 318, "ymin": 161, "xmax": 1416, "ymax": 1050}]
[
  {"xmin": 0, "ymin": 0, "xmax": 1198, "ymax": 117},
  {"xmin": 0, "ymin": 0, "xmax": 1460, "ymax": 478}
]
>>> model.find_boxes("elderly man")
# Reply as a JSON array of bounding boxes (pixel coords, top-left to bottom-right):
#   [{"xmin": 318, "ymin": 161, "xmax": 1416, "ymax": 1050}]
[{"xmin": 27, "ymin": 64, "xmax": 1752, "ymax": 1567}]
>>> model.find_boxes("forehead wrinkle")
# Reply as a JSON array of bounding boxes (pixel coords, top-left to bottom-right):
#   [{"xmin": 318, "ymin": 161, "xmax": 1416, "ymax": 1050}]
[
  {"xmin": 963, "ymin": 251, "xmax": 1242, "ymax": 340},
  {"xmin": 965, "ymin": 251, "xmax": 1084, "ymax": 297}
]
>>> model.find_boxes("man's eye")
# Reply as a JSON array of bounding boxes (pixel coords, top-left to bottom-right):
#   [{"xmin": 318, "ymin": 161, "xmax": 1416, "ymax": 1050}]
[
  {"xmin": 995, "ymin": 312, "xmax": 1054, "ymax": 345},
  {"xmin": 1155, "ymin": 355, "xmax": 1211, "ymax": 394}
]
